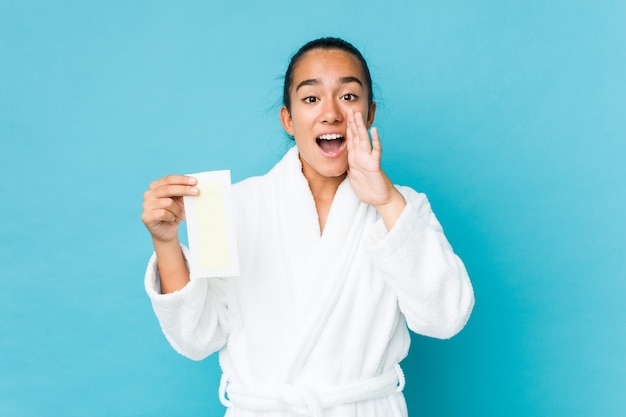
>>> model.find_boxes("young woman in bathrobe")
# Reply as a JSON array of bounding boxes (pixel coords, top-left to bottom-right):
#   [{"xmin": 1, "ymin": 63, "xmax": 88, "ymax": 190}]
[{"xmin": 141, "ymin": 37, "xmax": 474, "ymax": 417}]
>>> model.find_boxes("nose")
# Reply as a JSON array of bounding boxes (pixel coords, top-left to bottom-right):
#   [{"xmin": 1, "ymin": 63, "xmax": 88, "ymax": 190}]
[{"xmin": 321, "ymin": 98, "xmax": 343, "ymax": 124}]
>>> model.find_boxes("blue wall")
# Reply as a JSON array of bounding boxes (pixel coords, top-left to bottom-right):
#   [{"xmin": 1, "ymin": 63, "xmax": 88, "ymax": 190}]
[{"xmin": 1, "ymin": 1, "xmax": 624, "ymax": 416}]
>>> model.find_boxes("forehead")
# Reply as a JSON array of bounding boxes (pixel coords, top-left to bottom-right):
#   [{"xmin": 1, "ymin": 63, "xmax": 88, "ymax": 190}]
[{"xmin": 291, "ymin": 49, "xmax": 366, "ymax": 85}]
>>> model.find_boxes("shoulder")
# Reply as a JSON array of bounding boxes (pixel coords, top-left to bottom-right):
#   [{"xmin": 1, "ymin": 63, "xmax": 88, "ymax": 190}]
[
  {"xmin": 231, "ymin": 156, "xmax": 284, "ymax": 207},
  {"xmin": 232, "ymin": 146, "xmax": 296, "ymax": 198},
  {"xmin": 234, "ymin": 174, "xmax": 267, "ymax": 192},
  {"xmin": 232, "ymin": 174, "xmax": 272, "ymax": 206}
]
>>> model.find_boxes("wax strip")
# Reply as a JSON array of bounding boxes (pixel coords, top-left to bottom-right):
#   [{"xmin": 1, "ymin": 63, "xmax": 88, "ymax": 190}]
[{"xmin": 183, "ymin": 170, "xmax": 239, "ymax": 278}]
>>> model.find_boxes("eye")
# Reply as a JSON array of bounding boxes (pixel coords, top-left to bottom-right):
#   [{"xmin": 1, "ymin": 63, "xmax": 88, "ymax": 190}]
[
  {"xmin": 303, "ymin": 96, "xmax": 318, "ymax": 104},
  {"xmin": 341, "ymin": 93, "xmax": 358, "ymax": 101}
]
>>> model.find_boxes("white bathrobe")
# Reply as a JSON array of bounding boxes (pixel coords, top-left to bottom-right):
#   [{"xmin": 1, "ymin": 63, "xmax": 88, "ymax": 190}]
[{"xmin": 145, "ymin": 146, "xmax": 474, "ymax": 417}]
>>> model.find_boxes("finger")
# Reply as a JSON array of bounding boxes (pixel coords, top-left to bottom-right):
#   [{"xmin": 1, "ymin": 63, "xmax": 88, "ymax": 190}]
[
  {"xmin": 155, "ymin": 208, "xmax": 179, "ymax": 224},
  {"xmin": 156, "ymin": 197, "xmax": 186, "ymax": 218},
  {"xmin": 370, "ymin": 127, "xmax": 382, "ymax": 159},
  {"xmin": 141, "ymin": 206, "xmax": 179, "ymax": 227},
  {"xmin": 346, "ymin": 109, "xmax": 357, "ymax": 153},
  {"xmin": 149, "ymin": 174, "xmax": 197, "ymax": 190},
  {"xmin": 143, "ymin": 197, "xmax": 185, "ymax": 221},
  {"xmin": 354, "ymin": 111, "xmax": 372, "ymax": 151},
  {"xmin": 354, "ymin": 110, "xmax": 366, "ymax": 129},
  {"xmin": 148, "ymin": 184, "xmax": 199, "ymax": 199}
]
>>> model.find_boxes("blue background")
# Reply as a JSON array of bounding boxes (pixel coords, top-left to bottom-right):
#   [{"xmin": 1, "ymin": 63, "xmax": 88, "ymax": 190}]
[{"xmin": 1, "ymin": 1, "xmax": 624, "ymax": 416}]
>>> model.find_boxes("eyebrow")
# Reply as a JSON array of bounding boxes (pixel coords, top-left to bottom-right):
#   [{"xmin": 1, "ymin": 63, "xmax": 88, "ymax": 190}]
[{"xmin": 295, "ymin": 76, "xmax": 363, "ymax": 92}]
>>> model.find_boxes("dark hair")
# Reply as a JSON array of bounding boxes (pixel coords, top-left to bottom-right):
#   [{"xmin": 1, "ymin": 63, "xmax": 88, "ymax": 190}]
[{"xmin": 282, "ymin": 37, "xmax": 373, "ymax": 112}]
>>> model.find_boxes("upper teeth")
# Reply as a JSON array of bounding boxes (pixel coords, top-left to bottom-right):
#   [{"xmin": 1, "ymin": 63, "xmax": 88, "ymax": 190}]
[{"xmin": 318, "ymin": 134, "xmax": 343, "ymax": 140}]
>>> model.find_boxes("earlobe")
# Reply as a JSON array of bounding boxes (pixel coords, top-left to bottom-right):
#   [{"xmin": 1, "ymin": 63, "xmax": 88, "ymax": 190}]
[
  {"xmin": 366, "ymin": 102, "xmax": 377, "ymax": 128},
  {"xmin": 280, "ymin": 106, "xmax": 294, "ymax": 136}
]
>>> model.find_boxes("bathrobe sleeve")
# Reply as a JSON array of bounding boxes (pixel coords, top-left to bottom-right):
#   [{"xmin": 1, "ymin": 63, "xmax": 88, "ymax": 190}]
[
  {"xmin": 144, "ymin": 245, "xmax": 230, "ymax": 360},
  {"xmin": 364, "ymin": 187, "xmax": 474, "ymax": 339}
]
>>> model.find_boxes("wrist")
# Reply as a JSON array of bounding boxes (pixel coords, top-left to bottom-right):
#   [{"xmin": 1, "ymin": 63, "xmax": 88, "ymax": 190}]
[
  {"xmin": 374, "ymin": 189, "xmax": 406, "ymax": 230},
  {"xmin": 152, "ymin": 238, "xmax": 190, "ymax": 294},
  {"xmin": 152, "ymin": 235, "xmax": 180, "ymax": 250}
]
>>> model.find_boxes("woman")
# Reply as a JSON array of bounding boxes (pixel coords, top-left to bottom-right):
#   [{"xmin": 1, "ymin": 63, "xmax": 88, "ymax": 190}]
[{"xmin": 142, "ymin": 37, "xmax": 474, "ymax": 417}]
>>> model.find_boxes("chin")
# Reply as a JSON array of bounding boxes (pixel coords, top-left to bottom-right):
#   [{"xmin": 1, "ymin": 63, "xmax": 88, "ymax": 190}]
[{"xmin": 320, "ymin": 164, "xmax": 348, "ymax": 178}]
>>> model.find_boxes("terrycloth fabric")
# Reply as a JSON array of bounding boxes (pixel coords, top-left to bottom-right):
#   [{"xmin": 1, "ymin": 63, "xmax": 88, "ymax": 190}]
[
  {"xmin": 145, "ymin": 145, "xmax": 474, "ymax": 417},
  {"xmin": 219, "ymin": 363, "xmax": 405, "ymax": 417}
]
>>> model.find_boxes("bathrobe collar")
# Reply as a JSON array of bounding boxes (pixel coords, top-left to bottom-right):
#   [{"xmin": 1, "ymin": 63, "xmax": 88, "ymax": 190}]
[{"xmin": 269, "ymin": 145, "xmax": 375, "ymax": 381}]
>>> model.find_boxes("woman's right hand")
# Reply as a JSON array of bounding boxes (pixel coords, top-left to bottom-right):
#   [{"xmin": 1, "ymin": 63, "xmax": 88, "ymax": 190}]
[{"xmin": 141, "ymin": 175, "xmax": 199, "ymax": 244}]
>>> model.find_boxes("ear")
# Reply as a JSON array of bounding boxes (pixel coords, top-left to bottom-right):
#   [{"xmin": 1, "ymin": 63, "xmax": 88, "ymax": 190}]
[
  {"xmin": 365, "ymin": 101, "xmax": 377, "ymax": 129},
  {"xmin": 280, "ymin": 106, "xmax": 295, "ymax": 136}
]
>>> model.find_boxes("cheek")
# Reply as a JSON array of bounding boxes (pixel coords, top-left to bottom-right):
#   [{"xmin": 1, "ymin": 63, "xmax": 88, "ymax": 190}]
[
  {"xmin": 289, "ymin": 109, "xmax": 316, "ymax": 131},
  {"xmin": 344, "ymin": 100, "xmax": 369, "ymax": 115}
]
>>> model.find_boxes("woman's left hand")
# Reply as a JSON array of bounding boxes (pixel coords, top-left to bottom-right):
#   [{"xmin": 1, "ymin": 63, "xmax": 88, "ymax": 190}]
[{"xmin": 346, "ymin": 109, "xmax": 406, "ymax": 228}]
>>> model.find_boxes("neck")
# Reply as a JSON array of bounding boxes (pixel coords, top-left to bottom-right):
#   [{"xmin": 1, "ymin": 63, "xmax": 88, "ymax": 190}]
[
  {"xmin": 301, "ymin": 163, "xmax": 346, "ymax": 201},
  {"xmin": 299, "ymin": 156, "xmax": 346, "ymax": 234}
]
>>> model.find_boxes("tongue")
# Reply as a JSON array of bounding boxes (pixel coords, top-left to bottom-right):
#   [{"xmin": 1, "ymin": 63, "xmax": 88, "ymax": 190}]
[{"xmin": 318, "ymin": 139, "xmax": 343, "ymax": 152}]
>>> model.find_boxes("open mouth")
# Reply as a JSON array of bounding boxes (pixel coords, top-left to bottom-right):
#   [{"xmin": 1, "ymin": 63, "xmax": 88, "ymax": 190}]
[{"xmin": 316, "ymin": 133, "xmax": 345, "ymax": 154}]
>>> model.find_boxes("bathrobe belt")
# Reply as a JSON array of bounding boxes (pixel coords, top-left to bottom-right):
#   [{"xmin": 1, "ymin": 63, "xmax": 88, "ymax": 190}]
[{"xmin": 219, "ymin": 364, "xmax": 406, "ymax": 417}]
